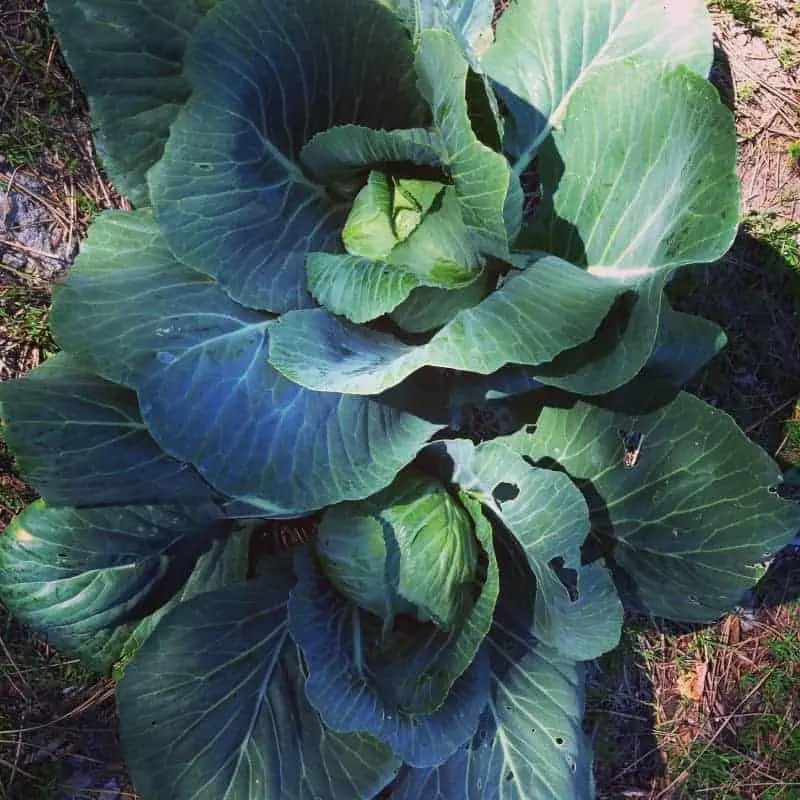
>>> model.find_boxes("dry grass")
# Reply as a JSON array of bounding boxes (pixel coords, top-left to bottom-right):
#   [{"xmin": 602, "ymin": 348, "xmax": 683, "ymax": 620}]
[
  {"xmin": 1, "ymin": 3, "xmax": 134, "ymax": 797},
  {"xmin": 710, "ymin": 1, "xmax": 800, "ymax": 221},
  {"xmin": 590, "ymin": 593, "xmax": 800, "ymax": 799},
  {"xmin": 0, "ymin": 606, "xmax": 135, "ymax": 800},
  {"xmin": 0, "ymin": 0, "xmax": 128, "ymax": 289}
]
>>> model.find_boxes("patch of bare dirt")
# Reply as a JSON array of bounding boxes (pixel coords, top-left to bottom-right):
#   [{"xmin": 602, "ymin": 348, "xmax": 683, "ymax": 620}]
[{"xmin": 713, "ymin": 4, "xmax": 800, "ymax": 221}]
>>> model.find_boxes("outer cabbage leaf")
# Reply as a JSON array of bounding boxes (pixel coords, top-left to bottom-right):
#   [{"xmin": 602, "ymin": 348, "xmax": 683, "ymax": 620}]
[
  {"xmin": 289, "ymin": 545, "xmax": 494, "ymax": 766},
  {"xmin": 149, "ymin": 0, "xmax": 429, "ymax": 313},
  {"xmin": 416, "ymin": 31, "xmax": 511, "ymax": 259},
  {"xmin": 51, "ymin": 211, "xmax": 441, "ymax": 516},
  {"xmin": 268, "ymin": 253, "xmax": 621, "ymax": 394},
  {"xmin": 645, "ymin": 299, "xmax": 727, "ymax": 388},
  {"xmin": 306, "ymin": 254, "xmax": 423, "ymax": 324},
  {"xmin": 299, "ymin": 125, "xmax": 443, "ymax": 187},
  {"xmin": 514, "ymin": 392, "xmax": 800, "ymax": 621},
  {"xmin": 519, "ymin": 62, "xmax": 739, "ymax": 395},
  {"xmin": 378, "ymin": 0, "xmax": 495, "ymax": 65},
  {"xmin": 0, "ymin": 500, "xmax": 246, "ymax": 673},
  {"xmin": 388, "ymin": 530, "xmax": 595, "ymax": 800},
  {"xmin": 0, "ymin": 354, "xmax": 214, "ymax": 507},
  {"xmin": 47, "ymin": 0, "xmax": 217, "ymax": 206},
  {"xmin": 419, "ymin": 439, "xmax": 623, "ymax": 661},
  {"xmin": 118, "ymin": 566, "xmax": 401, "ymax": 800},
  {"xmin": 482, "ymin": 0, "xmax": 714, "ymax": 166},
  {"xmin": 389, "ymin": 270, "xmax": 492, "ymax": 334}
]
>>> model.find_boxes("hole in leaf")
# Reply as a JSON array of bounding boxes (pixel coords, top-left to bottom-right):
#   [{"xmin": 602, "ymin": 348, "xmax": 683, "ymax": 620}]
[
  {"xmin": 493, "ymin": 482, "xmax": 519, "ymax": 505},
  {"xmin": 555, "ymin": 737, "xmax": 564, "ymax": 746}
]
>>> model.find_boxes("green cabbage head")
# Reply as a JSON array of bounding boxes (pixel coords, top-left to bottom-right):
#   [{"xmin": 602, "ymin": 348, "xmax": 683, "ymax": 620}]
[{"xmin": 317, "ymin": 470, "xmax": 480, "ymax": 629}]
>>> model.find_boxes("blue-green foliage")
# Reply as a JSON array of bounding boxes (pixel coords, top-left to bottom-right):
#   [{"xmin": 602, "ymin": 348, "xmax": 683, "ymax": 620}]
[{"xmin": 0, "ymin": 1, "xmax": 797, "ymax": 798}]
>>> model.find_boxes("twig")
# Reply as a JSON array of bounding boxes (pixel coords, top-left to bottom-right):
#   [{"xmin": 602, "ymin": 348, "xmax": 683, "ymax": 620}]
[
  {"xmin": 744, "ymin": 396, "xmax": 797, "ymax": 434},
  {"xmin": 83, "ymin": 135, "xmax": 117, "ymax": 209},
  {"xmin": 66, "ymin": 174, "xmax": 75, "ymax": 253},
  {"xmin": 610, "ymin": 744, "xmax": 663, "ymax": 782},
  {"xmin": 0, "ymin": 632, "xmax": 31, "ymax": 697},
  {"xmin": 774, "ymin": 432, "xmax": 790, "ymax": 459},
  {"xmin": 0, "ymin": 166, "xmax": 21, "ymax": 224},
  {"xmin": 0, "ymin": 237, "xmax": 65, "ymax": 262},
  {"xmin": 0, "ymin": 754, "xmax": 37, "ymax": 783},
  {"xmin": 6, "ymin": 727, "xmax": 23, "ymax": 797},
  {"xmin": 0, "ymin": 174, "xmax": 72, "ymax": 230},
  {"xmin": 738, "ymin": 63, "xmax": 799, "ymax": 112},
  {"xmin": 0, "ymin": 261, "xmax": 52, "ymax": 287},
  {"xmin": 737, "ymin": 109, "xmax": 778, "ymax": 145},
  {"xmin": 0, "ymin": 681, "xmax": 115, "ymax": 737}
]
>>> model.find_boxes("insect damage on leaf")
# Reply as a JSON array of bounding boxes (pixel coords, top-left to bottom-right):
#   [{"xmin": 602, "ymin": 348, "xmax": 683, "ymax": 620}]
[{"xmin": 620, "ymin": 430, "xmax": 646, "ymax": 469}]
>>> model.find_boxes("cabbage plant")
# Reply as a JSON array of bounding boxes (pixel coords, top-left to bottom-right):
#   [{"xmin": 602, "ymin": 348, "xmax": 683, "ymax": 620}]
[{"xmin": 1, "ymin": 0, "xmax": 798, "ymax": 797}]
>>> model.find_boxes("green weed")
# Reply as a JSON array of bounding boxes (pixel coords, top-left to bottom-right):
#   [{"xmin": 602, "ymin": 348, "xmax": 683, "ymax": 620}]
[
  {"xmin": 788, "ymin": 140, "xmax": 800, "ymax": 169},
  {"xmin": 0, "ymin": 480, "xmax": 28, "ymax": 518},
  {"xmin": 0, "ymin": 287, "xmax": 55, "ymax": 355},
  {"xmin": 0, "ymin": 4, "xmax": 80, "ymax": 173},
  {"xmin": 670, "ymin": 740, "xmax": 746, "ymax": 798},
  {"xmin": 0, "ymin": 114, "xmax": 50, "ymax": 168},
  {"xmin": 76, "ymin": 192, "xmax": 100, "ymax": 222},
  {"xmin": 777, "ymin": 46, "xmax": 799, "ymax": 72},
  {"xmin": 737, "ymin": 82, "xmax": 756, "ymax": 102},
  {"xmin": 715, "ymin": 0, "xmax": 756, "ymax": 25},
  {"xmin": 740, "ymin": 212, "xmax": 800, "ymax": 275}
]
